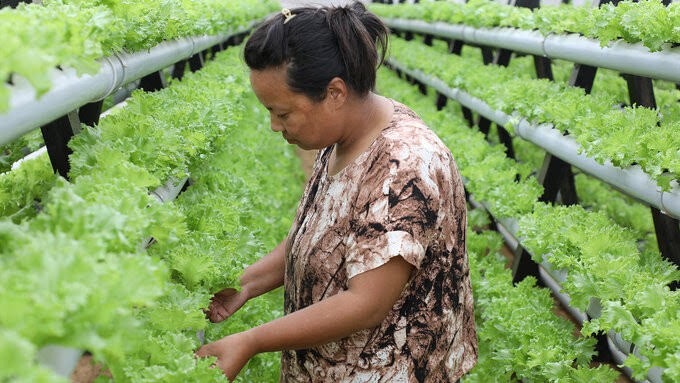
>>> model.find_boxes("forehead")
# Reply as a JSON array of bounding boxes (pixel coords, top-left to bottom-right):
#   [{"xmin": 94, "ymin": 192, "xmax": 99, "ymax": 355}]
[{"xmin": 250, "ymin": 67, "xmax": 294, "ymax": 107}]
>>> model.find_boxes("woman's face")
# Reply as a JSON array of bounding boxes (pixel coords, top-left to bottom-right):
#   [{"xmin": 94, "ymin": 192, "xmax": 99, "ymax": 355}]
[{"xmin": 250, "ymin": 66, "xmax": 345, "ymax": 150}]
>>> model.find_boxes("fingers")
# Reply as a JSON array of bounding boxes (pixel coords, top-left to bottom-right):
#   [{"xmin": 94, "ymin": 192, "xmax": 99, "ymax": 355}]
[
  {"xmin": 209, "ymin": 301, "xmax": 229, "ymax": 323},
  {"xmin": 207, "ymin": 288, "xmax": 249, "ymax": 323},
  {"xmin": 195, "ymin": 344, "xmax": 212, "ymax": 358},
  {"xmin": 207, "ymin": 296, "xmax": 229, "ymax": 322}
]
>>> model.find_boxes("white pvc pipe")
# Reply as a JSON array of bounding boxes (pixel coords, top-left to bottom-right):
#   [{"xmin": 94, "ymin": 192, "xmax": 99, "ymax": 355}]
[
  {"xmin": 544, "ymin": 33, "xmax": 680, "ymax": 83},
  {"xmin": 608, "ymin": 335, "xmax": 662, "ymax": 383},
  {"xmin": 608, "ymin": 336, "xmax": 646, "ymax": 383},
  {"xmin": 514, "ymin": 121, "xmax": 668, "ymax": 214},
  {"xmin": 538, "ymin": 266, "xmax": 589, "ymax": 324},
  {"xmin": 383, "ymin": 18, "xmax": 680, "ymax": 83},
  {"xmin": 36, "ymin": 345, "xmax": 83, "ymax": 378},
  {"xmin": 0, "ymin": 24, "xmax": 256, "ymax": 147},
  {"xmin": 387, "ymin": 18, "xmax": 466, "ymax": 40},
  {"xmin": 386, "ymin": 59, "xmax": 680, "ymax": 220},
  {"xmin": 472, "ymin": 27, "xmax": 545, "ymax": 56},
  {"xmin": 454, "ymin": 89, "xmax": 510, "ymax": 127},
  {"xmin": 540, "ymin": 260, "xmax": 567, "ymax": 284},
  {"xmin": 662, "ymin": 182, "xmax": 680, "ymax": 217},
  {"xmin": 150, "ymin": 177, "xmax": 189, "ymax": 203},
  {"xmin": 495, "ymin": 217, "xmax": 520, "ymax": 250},
  {"xmin": 10, "ymin": 146, "xmax": 47, "ymax": 171}
]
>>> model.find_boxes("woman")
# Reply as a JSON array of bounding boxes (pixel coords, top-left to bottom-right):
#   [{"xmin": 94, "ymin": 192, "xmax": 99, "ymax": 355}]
[{"xmin": 196, "ymin": 3, "xmax": 477, "ymax": 382}]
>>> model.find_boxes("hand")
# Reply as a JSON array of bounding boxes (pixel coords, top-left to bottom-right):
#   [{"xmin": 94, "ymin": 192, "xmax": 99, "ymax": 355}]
[
  {"xmin": 196, "ymin": 332, "xmax": 258, "ymax": 381},
  {"xmin": 207, "ymin": 287, "xmax": 250, "ymax": 323}
]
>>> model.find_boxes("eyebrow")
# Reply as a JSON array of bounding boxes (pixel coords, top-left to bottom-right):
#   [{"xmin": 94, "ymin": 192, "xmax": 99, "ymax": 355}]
[{"xmin": 266, "ymin": 106, "xmax": 290, "ymax": 113}]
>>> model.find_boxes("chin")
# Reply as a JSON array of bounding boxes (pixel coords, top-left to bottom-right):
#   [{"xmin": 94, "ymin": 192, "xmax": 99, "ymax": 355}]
[{"xmin": 295, "ymin": 142, "xmax": 313, "ymax": 150}]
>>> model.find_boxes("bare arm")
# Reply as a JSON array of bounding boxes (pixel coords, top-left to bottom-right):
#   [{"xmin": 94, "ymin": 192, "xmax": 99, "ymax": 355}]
[
  {"xmin": 240, "ymin": 239, "xmax": 286, "ymax": 299},
  {"xmin": 248, "ymin": 256, "xmax": 413, "ymax": 351},
  {"xmin": 198, "ymin": 256, "xmax": 415, "ymax": 380}
]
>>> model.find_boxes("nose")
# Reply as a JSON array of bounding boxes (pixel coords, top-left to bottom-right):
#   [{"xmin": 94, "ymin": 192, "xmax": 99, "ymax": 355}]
[{"xmin": 270, "ymin": 117, "xmax": 284, "ymax": 133}]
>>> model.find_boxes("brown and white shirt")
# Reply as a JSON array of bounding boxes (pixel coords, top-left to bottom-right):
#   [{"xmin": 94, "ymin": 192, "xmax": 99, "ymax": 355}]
[{"xmin": 281, "ymin": 100, "xmax": 477, "ymax": 383}]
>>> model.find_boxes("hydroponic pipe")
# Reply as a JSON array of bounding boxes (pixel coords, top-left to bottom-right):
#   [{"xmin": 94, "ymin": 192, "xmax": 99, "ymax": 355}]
[
  {"xmin": 150, "ymin": 176, "xmax": 189, "ymax": 203},
  {"xmin": 36, "ymin": 346, "xmax": 83, "ymax": 378},
  {"xmin": 383, "ymin": 18, "xmax": 680, "ymax": 83},
  {"xmin": 386, "ymin": 58, "xmax": 680, "ymax": 220},
  {"xmin": 514, "ymin": 120, "xmax": 680, "ymax": 217},
  {"xmin": 538, "ymin": 267, "xmax": 589, "ymax": 323},
  {"xmin": 0, "ymin": 22, "xmax": 259, "ymax": 147}
]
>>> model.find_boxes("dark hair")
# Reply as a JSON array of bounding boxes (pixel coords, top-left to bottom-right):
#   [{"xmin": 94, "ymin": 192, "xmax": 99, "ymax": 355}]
[{"xmin": 244, "ymin": 2, "xmax": 389, "ymax": 101}]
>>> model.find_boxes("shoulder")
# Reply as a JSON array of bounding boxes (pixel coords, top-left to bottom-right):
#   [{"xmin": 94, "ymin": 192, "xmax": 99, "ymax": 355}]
[{"xmin": 375, "ymin": 100, "xmax": 453, "ymax": 180}]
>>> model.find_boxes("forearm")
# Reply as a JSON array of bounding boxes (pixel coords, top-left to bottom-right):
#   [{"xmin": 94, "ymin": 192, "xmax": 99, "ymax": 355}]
[
  {"xmin": 246, "ymin": 289, "xmax": 379, "ymax": 353},
  {"xmin": 239, "ymin": 239, "xmax": 286, "ymax": 299}
]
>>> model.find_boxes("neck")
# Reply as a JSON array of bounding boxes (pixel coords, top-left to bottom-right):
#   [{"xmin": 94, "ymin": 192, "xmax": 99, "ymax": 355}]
[{"xmin": 335, "ymin": 93, "xmax": 387, "ymax": 156}]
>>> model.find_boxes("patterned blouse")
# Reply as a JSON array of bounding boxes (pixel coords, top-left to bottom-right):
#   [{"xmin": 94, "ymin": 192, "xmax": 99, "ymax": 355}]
[{"xmin": 281, "ymin": 100, "xmax": 477, "ymax": 382}]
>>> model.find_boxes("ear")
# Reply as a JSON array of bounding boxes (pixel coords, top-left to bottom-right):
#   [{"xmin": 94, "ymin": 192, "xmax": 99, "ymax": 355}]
[{"xmin": 325, "ymin": 77, "xmax": 348, "ymax": 109}]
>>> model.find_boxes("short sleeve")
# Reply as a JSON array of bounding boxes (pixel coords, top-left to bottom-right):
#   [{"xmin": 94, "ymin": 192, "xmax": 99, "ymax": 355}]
[{"xmin": 344, "ymin": 139, "xmax": 444, "ymax": 280}]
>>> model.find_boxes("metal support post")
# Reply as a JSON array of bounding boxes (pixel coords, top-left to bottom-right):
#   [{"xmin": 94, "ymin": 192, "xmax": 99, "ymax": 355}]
[
  {"xmin": 534, "ymin": 56, "xmax": 554, "ymax": 80},
  {"xmin": 480, "ymin": 47, "xmax": 494, "ymax": 66},
  {"xmin": 461, "ymin": 108, "xmax": 475, "ymax": 127},
  {"xmin": 189, "ymin": 52, "xmax": 204, "ymax": 72},
  {"xmin": 78, "ymin": 100, "xmax": 104, "ymax": 127},
  {"xmin": 511, "ymin": 246, "xmax": 543, "ymax": 285},
  {"xmin": 537, "ymin": 154, "xmax": 578, "ymax": 205},
  {"xmin": 448, "ymin": 40, "xmax": 464, "ymax": 55},
  {"xmin": 417, "ymin": 82, "xmax": 427, "ymax": 95},
  {"xmin": 171, "ymin": 60, "xmax": 188, "ymax": 80},
  {"xmin": 445, "ymin": 39, "xmax": 474, "ymax": 125},
  {"xmin": 479, "ymin": 45, "xmax": 514, "ymax": 157},
  {"xmin": 139, "ymin": 70, "xmax": 167, "ymax": 92},
  {"xmin": 568, "ymin": 63, "xmax": 598, "ymax": 95},
  {"xmin": 436, "ymin": 92, "xmax": 448, "ymax": 111},
  {"xmin": 40, "ymin": 111, "xmax": 81, "ymax": 179},
  {"xmin": 0, "ymin": 0, "xmax": 30, "ymax": 8},
  {"xmin": 493, "ymin": 49, "xmax": 512, "ymax": 67},
  {"xmin": 211, "ymin": 44, "xmax": 222, "ymax": 57},
  {"xmin": 651, "ymin": 210, "xmax": 680, "ymax": 283}
]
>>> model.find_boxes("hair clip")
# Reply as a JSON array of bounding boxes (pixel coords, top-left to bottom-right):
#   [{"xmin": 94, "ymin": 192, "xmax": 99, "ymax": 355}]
[{"xmin": 282, "ymin": 8, "xmax": 296, "ymax": 24}]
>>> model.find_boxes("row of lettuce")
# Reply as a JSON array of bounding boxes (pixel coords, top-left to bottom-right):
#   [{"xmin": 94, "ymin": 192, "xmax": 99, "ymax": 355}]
[
  {"xmin": 371, "ymin": 0, "xmax": 680, "ymax": 52},
  {"xmin": 0, "ymin": 0, "xmax": 279, "ymax": 112},
  {"xmin": 376, "ymin": 66, "xmax": 679, "ymax": 382},
  {"xmin": 447, "ymin": 39, "xmax": 665, "ymax": 249},
  {"xmin": 387, "ymin": 37, "xmax": 680, "ymax": 191},
  {"xmin": 0, "ymin": 45, "xmax": 303, "ymax": 382}
]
